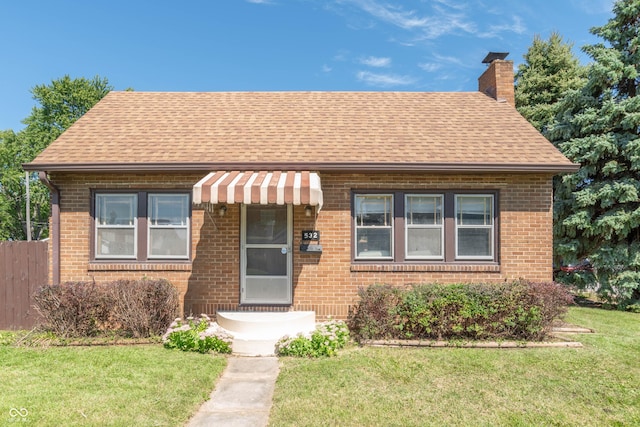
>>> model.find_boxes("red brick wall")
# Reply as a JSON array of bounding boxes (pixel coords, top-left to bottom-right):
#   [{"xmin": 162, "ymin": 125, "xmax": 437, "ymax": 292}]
[
  {"xmin": 478, "ymin": 60, "xmax": 515, "ymax": 106},
  {"xmin": 49, "ymin": 171, "xmax": 554, "ymax": 320}
]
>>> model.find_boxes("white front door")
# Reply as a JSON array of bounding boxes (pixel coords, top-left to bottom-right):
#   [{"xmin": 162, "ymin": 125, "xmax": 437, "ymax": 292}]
[{"xmin": 241, "ymin": 204, "xmax": 292, "ymax": 304}]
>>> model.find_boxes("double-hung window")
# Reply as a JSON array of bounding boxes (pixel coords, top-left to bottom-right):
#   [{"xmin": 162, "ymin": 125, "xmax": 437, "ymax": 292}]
[
  {"xmin": 455, "ymin": 195, "xmax": 494, "ymax": 259},
  {"xmin": 354, "ymin": 194, "xmax": 393, "ymax": 259},
  {"xmin": 148, "ymin": 194, "xmax": 190, "ymax": 259},
  {"xmin": 94, "ymin": 191, "xmax": 190, "ymax": 261},
  {"xmin": 405, "ymin": 195, "xmax": 444, "ymax": 260},
  {"xmin": 96, "ymin": 194, "xmax": 138, "ymax": 258},
  {"xmin": 353, "ymin": 191, "xmax": 497, "ymax": 263}
]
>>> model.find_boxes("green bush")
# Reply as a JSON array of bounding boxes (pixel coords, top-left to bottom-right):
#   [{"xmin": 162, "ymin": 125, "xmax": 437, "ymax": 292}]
[
  {"xmin": 348, "ymin": 281, "xmax": 574, "ymax": 342},
  {"xmin": 33, "ymin": 279, "xmax": 179, "ymax": 338},
  {"xmin": 162, "ymin": 314, "xmax": 232, "ymax": 354},
  {"xmin": 276, "ymin": 320, "xmax": 350, "ymax": 357}
]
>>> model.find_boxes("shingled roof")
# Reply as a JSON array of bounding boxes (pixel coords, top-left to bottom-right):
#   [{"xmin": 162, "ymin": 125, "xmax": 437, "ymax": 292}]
[{"xmin": 26, "ymin": 91, "xmax": 578, "ymax": 173}]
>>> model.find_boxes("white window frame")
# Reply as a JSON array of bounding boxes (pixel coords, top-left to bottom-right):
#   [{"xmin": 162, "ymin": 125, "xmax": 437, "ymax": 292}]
[
  {"xmin": 147, "ymin": 193, "xmax": 190, "ymax": 260},
  {"xmin": 404, "ymin": 194, "xmax": 444, "ymax": 260},
  {"xmin": 354, "ymin": 194, "xmax": 394, "ymax": 260},
  {"xmin": 95, "ymin": 193, "xmax": 138, "ymax": 260},
  {"xmin": 455, "ymin": 194, "xmax": 494, "ymax": 260}
]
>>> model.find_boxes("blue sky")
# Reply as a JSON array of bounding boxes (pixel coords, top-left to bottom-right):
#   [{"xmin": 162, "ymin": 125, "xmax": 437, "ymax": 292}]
[{"xmin": 0, "ymin": 0, "xmax": 615, "ymax": 132}]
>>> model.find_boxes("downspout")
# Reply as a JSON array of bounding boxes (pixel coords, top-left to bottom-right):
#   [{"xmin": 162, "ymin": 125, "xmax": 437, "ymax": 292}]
[{"xmin": 38, "ymin": 172, "xmax": 60, "ymax": 285}]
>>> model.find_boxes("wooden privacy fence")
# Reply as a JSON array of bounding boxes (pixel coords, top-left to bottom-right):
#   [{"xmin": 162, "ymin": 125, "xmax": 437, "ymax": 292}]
[{"xmin": 0, "ymin": 241, "xmax": 48, "ymax": 330}]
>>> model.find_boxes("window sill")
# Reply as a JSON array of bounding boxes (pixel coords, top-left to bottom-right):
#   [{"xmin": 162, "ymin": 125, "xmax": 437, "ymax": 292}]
[
  {"xmin": 88, "ymin": 261, "xmax": 192, "ymax": 272},
  {"xmin": 350, "ymin": 263, "xmax": 500, "ymax": 273}
]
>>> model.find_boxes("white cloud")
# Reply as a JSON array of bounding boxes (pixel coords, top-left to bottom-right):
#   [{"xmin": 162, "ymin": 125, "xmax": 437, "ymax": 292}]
[
  {"xmin": 431, "ymin": 53, "xmax": 466, "ymax": 67},
  {"xmin": 246, "ymin": 0, "xmax": 273, "ymax": 4},
  {"xmin": 337, "ymin": 1, "xmax": 531, "ymax": 44},
  {"xmin": 356, "ymin": 70, "xmax": 416, "ymax": 87},
  {"xmin": 360, "ymin": 56, "xmax": 391, "ymax": 67},
  {"xmin": 349, "ymin": 0, "xmax": 430, "ymax": 30},
  {"xmin": 418, "ymin": 62, "xmax": 442, "ymax": 72},
  {"xmin": 322, "ymin": 64, "xmax": 333, "ymax": 73},
  {"xmin": 345, "ymin": 0, "xmax": 477, "ymax": 39},
  {"xmin": 432, "ymin": 0, "xmax": 466, "ymax": 11},
  {"xmin": 478, "ymin": 15, "xmax": 527, "ymax": 38}
]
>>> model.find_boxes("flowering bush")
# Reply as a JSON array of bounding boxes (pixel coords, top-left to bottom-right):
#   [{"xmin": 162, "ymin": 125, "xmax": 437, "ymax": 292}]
[
  {"xmin": 162, "ymin": 314, "xmax": 233, "ymax": 354},
  {"xmin": 276, "ymin": 319, "xmax": 350, "ymax": 357}
]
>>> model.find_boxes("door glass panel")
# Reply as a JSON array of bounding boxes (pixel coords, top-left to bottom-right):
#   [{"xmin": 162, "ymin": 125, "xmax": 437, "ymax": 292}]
[
  {"xmin": 244, "ymin": 277, "xmax": 290, "ymax": 302},
  {"xmin": 246, "ymin": 248, "xmax": 287, "ymax": 276},
  {"xmin": 246, "ymin": 206, "xmax": 287, "ymax": 244}
]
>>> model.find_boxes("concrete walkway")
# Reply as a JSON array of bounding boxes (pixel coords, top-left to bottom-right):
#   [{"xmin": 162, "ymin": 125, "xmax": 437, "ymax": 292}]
[{"xmin": 187, "ymin": 356, "xmax": 280, "ymax": 427}]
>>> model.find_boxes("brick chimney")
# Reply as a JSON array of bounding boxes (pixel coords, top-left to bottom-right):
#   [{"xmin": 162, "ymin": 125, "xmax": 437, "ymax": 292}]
[{"xmin": 478, "ymin": 52, "xmax": 515, "ymax": 106}]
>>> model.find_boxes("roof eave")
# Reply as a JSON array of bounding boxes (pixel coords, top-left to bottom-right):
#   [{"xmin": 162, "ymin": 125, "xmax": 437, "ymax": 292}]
[{"xmin": 23, "ymin": 162, "xmax": 581, "ymax": 174}]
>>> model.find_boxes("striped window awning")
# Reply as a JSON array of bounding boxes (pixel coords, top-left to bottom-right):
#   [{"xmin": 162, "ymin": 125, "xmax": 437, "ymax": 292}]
[{"xmin": 193, "ymin": 171, "xmax": 323, "ymax": 210}]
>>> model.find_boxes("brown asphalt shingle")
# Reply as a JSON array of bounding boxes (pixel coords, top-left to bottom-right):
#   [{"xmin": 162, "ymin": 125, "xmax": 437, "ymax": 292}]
[{"xmin": 26, "ymin": 91, "xmax": 577, "ymax": 172}]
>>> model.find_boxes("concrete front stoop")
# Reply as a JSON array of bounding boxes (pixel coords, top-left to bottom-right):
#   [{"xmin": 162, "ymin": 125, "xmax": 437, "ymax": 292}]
[{"xmin": 217, "ymin": 311, "xmax": 316, "ymax": 356}]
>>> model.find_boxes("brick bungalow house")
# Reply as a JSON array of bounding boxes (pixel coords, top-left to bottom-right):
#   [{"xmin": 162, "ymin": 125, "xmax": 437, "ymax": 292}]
[{"xmin": 25, "ymin": 54, "xmax": 578, "ymax": 320}]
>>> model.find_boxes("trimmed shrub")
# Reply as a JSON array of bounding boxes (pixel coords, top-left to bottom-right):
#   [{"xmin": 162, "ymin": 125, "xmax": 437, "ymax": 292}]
[
  {"xmin": 33, "ymin": 281, "xmax": 112, "ymax": 337},
  {"xmin": 34, "ymin": 279, "xmax": 179, "ymax": 338},
  {"xmin": 347, "ymin": 284, "xmax": 403, "ymax": 342},
  {"xmin": 348, "ymin": 281, "xmax": 574, "ymax": 342},
  {"xmin": 108, "ymin": 279, "xmax": 179, "ymax": 338}
]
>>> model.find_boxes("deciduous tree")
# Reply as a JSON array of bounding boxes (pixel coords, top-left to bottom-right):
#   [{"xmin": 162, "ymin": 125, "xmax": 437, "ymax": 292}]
[{"xmin": 0, "ymin": 76, "xmax": 112, "ymax": 240}]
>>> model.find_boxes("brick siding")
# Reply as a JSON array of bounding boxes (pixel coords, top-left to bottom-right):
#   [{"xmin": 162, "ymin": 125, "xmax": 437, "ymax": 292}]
[
  {"xmin": 478, "ymin": 60, "xmax": 515, "ymax": 106},
  {"xmin": 49, "ymin": 171, "xmax": 554, "ymax": 320}
]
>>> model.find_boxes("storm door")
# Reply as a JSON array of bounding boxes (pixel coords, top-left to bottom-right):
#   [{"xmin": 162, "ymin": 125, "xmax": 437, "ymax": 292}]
[{"xmin": 240, "ymin": 204, "xmax": 292, "ymax": 304}]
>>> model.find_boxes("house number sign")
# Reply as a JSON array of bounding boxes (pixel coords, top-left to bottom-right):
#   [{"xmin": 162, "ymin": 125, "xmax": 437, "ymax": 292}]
[{"xmin": 302, "ymin": 230, "xmax": 320, "ymax": 241}]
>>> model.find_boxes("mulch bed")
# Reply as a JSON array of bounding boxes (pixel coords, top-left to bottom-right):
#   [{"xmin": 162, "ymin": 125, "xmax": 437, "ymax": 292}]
[{"xmin": 362, "ymin": 324, "xmax": 593, "ymax": 349}]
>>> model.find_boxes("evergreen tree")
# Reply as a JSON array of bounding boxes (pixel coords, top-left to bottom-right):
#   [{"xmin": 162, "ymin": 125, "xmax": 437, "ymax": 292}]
[
  {"xmin": 0, "ymin": 76, "xmax": 112, "ymax": 240},
  {"xmin": 548, "ymin": 0, "xmax": 640, "ymax": 307},
  {"xmin": 515, "ymin": 32, "xmax": 587, "ymax": 134}
]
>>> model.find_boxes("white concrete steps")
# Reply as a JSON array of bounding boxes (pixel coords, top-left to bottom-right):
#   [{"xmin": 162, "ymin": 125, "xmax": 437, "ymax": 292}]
[{"xmin": 217, "ymin": 311, "xmax": 316, "ymax": 356}]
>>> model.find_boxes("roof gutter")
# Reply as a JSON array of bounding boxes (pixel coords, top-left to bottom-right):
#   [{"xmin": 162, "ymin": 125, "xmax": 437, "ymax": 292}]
[
  {"xmin": 37, "ymin": 172, "xmax": 60, "ymax": 285},
  {"xmin": 23, "ymin": 161, "xmax": 581, "ymax": 174}
]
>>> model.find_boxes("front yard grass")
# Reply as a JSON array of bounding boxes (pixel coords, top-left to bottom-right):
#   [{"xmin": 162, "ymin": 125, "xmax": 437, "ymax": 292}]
[
  {"xmin": 1, "ymin": 306, "xmax": 637, "ymax": 426},
  {"xmin": 271, "ymin": 307, "xmax": 640, "ymax": 426},
  {"xmin": 0, "ymin": 344, "xmax": 226, "ymax": 426}
]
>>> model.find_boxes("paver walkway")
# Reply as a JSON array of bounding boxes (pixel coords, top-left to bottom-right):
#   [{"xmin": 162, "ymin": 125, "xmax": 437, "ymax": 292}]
[{"xmin": 187, "ymin": 356, "xmax": 279, "ymax": 427}]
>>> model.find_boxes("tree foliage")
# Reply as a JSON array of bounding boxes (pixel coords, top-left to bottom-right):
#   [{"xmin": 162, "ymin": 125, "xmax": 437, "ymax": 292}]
[
  {"xmin": 515, "ymin": 32, "xmax": 588, "ymax": 134},
  {"xmin": 0, "ymin": 75, "xmax": 112, "ymax": 240},
  {"xmin": 547, "ymin": 0, "xmax": 640, "ymax": 307}
]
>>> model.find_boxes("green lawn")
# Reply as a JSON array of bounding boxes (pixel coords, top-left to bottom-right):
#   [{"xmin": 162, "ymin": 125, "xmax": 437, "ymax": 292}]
[
  {"xmin": 1, "ymin": 307, "xmax": 637, "ymax": 426},
  {"xmin": 0, "ymin": 344, "xmax": 226, "ymax": 426},
  {"xmin": 271, "ymin": 307, "xmax": 640, "ymax": 426}
]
